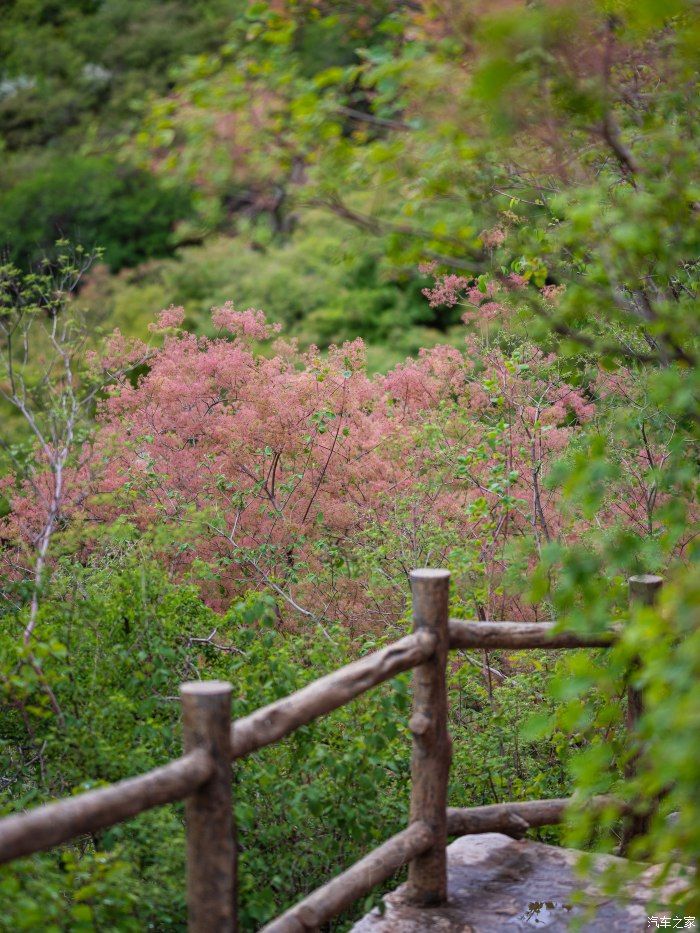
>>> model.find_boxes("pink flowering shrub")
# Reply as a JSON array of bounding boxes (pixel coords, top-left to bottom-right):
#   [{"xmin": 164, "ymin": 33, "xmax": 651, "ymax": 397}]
[
  {"xmin": 421, "ymin": 272, "xmax": 517, "ymax": 322},
  {"xmin": 1, "ymin": 301, "xmax": 684, "ymax": 630},
  {"xmin": 541, "ymin": 284, "xmax": 566, "ymax": 303},
  {"xmin": 87, "ymin": 322, "xmax": 596, "ymax": 624}
]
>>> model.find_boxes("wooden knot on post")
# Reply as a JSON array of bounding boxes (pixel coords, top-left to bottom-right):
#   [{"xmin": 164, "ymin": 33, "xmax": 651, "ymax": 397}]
[
  {"xmin": 181, "ymin": 681, "xmax": 236, "ymax": 933},
  {"xmin": 409, "ymin": 713, "xmax": 431, "ymax": 736},
  {"xmin": 406, "ymin": 568, "xmax": 451, "ymax": 907}
]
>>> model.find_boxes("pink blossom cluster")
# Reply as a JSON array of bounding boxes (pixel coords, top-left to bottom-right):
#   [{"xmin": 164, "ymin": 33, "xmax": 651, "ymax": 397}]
[
  {"xmin": 149, "ymin": 305, "xmax": 186, "ymax": 331},
  {"xmin": 422, "ymin": 274, "xmax": 470, "ymax": 308},
  {"xmin": 421, "ymin": 269, "xmax": 528, "ymax": 317},
  {"xmin": 212, "ymin": 302, "xmax": 282, "ymax": 339}
]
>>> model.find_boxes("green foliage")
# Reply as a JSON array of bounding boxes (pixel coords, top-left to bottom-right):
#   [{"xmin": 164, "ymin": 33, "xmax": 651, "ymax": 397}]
[
  {"xmin": 0, "ymin": 0, "xmax": 238, "ymax": 278},
  {"xmin": 0, "ymin": 156, "xmax": 191, "ymax": 272},
  {"xmin": 0, "ymin": 562, "xmax": 566, "ymax": 929},
  {"xmin": 80, "ymin": 214, "xmax": 462, "ymax": 365},
  {"xmin": 0, "ymin": 0, "xmax": 238, "ymax": 150},
  {"xmin": 0, "ymin": 848, "xmax": 141, "ymax": 932},
  {"xmin": 0, "ymin": 243, "xmax": 102, "ymax": 466},
  {"xmin": 0, "ymin": 0, "xmax": 698, "ymax": 923}
]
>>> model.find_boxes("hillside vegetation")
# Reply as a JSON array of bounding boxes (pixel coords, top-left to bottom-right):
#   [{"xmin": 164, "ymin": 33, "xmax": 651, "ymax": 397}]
[{"xmin": 0, "ymin": 1, "xmax": 698, "ymax": 929}]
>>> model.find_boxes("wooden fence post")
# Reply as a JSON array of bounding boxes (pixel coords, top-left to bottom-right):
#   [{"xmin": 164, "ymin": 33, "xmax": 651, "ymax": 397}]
[
  {"xmin": 621, "ymin": 574, "xmax": 663, "ymax": 854},
  {"xmin": 406, "ymin": 568, "xmax": 451, "ymax": 906},
  {"xmin": 181, "ymin": 681, "xmax": 236, "ymax": 933},
  {"xmin": 626, "ymin": 574, "xmax": 663, "ymax": 733}
]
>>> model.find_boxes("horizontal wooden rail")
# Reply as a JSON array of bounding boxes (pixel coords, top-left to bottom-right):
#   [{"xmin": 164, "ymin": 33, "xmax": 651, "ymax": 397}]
[
  {"xmin": 261, "ymin": 821, "xmax": 434, "ymax": 933},
  {"xmin": 0, "ymin": 633, "xmax": 435, "ymax": 868},
  {"xmin": 446, "ymin": 795, "xmax": 624, "ymax": 838},
  {"xmin": 0, "ymin": 749, "xmax": 213, "ymax": 865},
  {"xmin": 447, "ymin": 798, "xmax": 569, "ymax": 837},
  {"xmin": 449, "ymin": 619, "xmax": 615, "ymax": 650},
  {"xmin": 231, "ymin": 631, "xmax": 436, "ymax": 759}
]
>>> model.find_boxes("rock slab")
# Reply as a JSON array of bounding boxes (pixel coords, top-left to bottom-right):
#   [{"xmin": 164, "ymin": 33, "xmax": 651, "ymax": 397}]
[{"xmin": 351, "ymin": 832, "xmax": 678, "ymax": 931}]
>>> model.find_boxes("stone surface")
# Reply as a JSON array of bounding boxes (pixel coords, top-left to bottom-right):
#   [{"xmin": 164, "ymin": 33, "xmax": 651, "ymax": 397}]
[{"xmin": 351, "ymin": 833, "xmax": 680, "ymax": 931}]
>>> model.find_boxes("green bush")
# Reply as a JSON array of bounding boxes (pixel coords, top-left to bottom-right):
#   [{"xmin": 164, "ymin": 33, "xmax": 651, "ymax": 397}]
[
  {"xmin": 0, "ymin": 0, "xmax": 238, "ymax": 150},
  {"xmin": 0, "ymin": 561, "xmax": 564, "ymax": 930},
  {"xmin": 0, "ymin": 156, "xmax": 191, "ymax": 271},
  {"xmin": 79, "ymin": 213, "xmax": 463, "ymax": 366}
]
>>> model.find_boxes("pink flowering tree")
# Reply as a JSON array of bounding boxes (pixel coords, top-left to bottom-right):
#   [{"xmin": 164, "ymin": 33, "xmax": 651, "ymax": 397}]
[
  {"xmin": 82, "ymin": 306, "xmax": 402, "ymax": 626},
  {"xmin": 81, "ymin": 306, "xmax": 631, "ymax": 626},
  {"xmin": 4, "ymin": 289, "xmax": 688, "ymax": 634}
]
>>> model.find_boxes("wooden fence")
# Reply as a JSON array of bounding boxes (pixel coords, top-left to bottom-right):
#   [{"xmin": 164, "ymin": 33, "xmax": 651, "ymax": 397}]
[{"xmin": 0, "ymin": 570, "xmax": 662, "ymax": 932}]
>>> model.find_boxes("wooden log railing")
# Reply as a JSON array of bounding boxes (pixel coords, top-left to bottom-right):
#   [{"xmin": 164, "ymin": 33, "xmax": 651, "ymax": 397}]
[
  {"xmin": 448, "ymin": 618, "xmax": 616, "ymax": 650},
  {"xmin": 446, "ymin": 794, "xmax": 628, "ymax": 838},
  {"xmin": 230, "ymin": 630, "xmax": 436, "ymax": 759},
  {"xmin": 0, "ymin": 570, "xmax": 659, "ymax": 932},
  {"xmin": 261, "ymin": 822, "xmax": 435, "ymax": 933},
  {"xmin": 0, "ymin": 751, "xmax": 213, "ymax": 863}
]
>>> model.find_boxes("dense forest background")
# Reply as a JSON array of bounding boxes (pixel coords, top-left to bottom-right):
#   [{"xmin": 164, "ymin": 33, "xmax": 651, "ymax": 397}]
[{"xmin": 0, "ymin": 1, "xmax": 698, "ymax": 929}]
